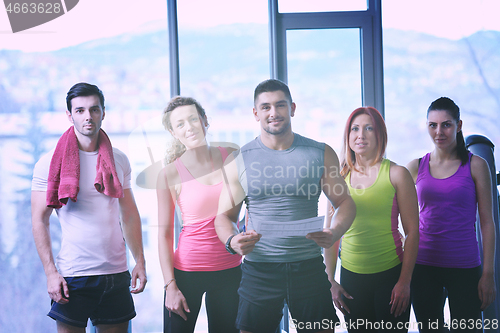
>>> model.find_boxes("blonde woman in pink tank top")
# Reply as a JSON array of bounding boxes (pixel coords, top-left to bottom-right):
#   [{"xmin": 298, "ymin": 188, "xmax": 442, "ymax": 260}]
[{"xmin": 157, "ymin": 96, "xmax": 245, "ymax": 333}]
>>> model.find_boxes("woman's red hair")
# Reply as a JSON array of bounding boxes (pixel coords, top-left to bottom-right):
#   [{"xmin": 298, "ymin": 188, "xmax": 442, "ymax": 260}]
[{"xmin": 340, "ymin": 107, "xmax": 387, "ymax": 177}]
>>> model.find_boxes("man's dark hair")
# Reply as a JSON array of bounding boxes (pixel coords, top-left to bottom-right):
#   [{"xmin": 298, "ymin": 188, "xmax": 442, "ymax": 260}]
[
  {"xmin": 66, "ymin": 83, "xmax": 105, "ymax": 112},
  {"xmin": 254, "ymin": 79, "xmax": 293, "ymax": 106}
]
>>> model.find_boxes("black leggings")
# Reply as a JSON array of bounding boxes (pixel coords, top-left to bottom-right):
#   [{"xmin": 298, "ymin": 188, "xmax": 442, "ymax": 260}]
[
  {"xmin": 163, "ymin": 265, "xmax": 241, "ymax": 333},
  {"xmin": 410, "ymin": 264, "xmax": 482, "ymax": 333},
  {"xmin": 341, "ymin": 264, "xmax": 410, "ymax": 332}
]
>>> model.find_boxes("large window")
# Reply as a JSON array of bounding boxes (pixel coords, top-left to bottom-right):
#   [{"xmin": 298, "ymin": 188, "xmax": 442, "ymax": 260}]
[
  {"xmin": 1, "ymin": 0, "xmax": 499, "ymax": 332},
  {"xmin": 286, "ymin": 28, "xmax": 362, "ymax": 151},
  {"xmin": 176, "ymin": 0, "xmax": 269, "ymax": 147},
  {"xmin": 382, "ymin": 0, "xmax": 500, "ymax": 167}
]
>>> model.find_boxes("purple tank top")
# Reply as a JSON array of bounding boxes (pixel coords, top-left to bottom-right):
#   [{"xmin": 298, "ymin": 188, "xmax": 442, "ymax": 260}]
[{"xmin": 416, "ymin": 152, "xmax": 481, "ymax": 268}]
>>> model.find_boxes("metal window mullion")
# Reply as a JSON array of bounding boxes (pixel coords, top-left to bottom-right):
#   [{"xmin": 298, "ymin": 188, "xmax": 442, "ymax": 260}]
[
  {"xmin": 269, "ymin": 0, "xmax": 279, "ymax": 79},
  {"xmin": 167, "ymin": 0, "xmax": 181, "ymax": 97},
  {"xmin": 269, "ymin": 0, "xmax": 287, "ymax": 82},
  {"xmin": 280, "ymin": 11, "xmax": 371, "ymax": 29},
  {"xmin": 371, "ymin": 0, "xmax": 385, "ymax": 116},
  {"xmin": 360, "ymin": 18, "xmax": 374, "ymax": 109}
]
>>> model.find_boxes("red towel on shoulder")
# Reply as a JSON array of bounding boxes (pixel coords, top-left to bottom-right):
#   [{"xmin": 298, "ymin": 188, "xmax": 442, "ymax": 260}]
[
  {"xmin": 46, "ymin": 127, "xmax": 124, "ymax": 208},
  {"xmin": 93, "ymin": 130, "xmax": 124, "ymax": 198}
]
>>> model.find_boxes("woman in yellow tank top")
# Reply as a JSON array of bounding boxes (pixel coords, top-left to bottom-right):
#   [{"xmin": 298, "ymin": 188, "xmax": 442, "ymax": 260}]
[{"xmin": 325, "ymin": 107, "xmax": 419, "ymax": 332}]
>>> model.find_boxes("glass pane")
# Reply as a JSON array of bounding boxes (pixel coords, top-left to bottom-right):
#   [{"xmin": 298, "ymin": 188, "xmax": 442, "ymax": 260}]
[
  {"xmin": 177, "ymin": 0, "xmax": 269, "ymax": 145},
  {"xmin": 286, "ymin": 28, "xmax": 362, "ymax": 154},
  {"xmin": 382, "ymin": 0, "xmax": 500, "ymax": 167},
  {"xmin": 279, "ymin": 0, "xmax": 367, "ymax": 13}
]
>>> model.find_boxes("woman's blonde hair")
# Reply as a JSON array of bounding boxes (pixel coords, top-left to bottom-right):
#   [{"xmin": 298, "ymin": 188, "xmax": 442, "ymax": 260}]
[{"xmin": 162, "ymin": 96, "xmax": 207, "ymax": 165}]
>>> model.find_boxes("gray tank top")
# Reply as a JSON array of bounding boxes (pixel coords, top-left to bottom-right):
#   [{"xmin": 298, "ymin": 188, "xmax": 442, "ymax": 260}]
[{"xmin": 236, "ymin": 133, "xmax": 325, "ymax": 262}]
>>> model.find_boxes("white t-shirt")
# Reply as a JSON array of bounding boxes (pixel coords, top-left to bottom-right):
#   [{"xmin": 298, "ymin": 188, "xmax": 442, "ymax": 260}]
[{"xmin": 32, "ymin": 147, "xmax": 132, "ymax": 277}]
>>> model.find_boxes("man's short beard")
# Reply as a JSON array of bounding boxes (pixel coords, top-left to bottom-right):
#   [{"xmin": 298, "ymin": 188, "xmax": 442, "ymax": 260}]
[{"xmin": 263, "ymin": 120, "xmax": 290, "ymax": 136}]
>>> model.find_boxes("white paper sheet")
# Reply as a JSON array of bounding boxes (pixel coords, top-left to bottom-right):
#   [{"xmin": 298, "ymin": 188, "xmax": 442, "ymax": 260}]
[{"xmin": 257, "ymin": 216, "xmax": 325, "ymax": 237}]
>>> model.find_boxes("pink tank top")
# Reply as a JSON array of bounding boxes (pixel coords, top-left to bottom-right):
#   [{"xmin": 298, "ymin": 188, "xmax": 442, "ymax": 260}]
[{"xmin": 173, "ymin": 147, "xmax": 241, "ymax": 271}]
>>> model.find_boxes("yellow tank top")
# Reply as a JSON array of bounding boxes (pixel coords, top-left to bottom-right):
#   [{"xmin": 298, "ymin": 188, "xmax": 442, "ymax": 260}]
[{"xmin": 341, "ymin": 159, "xmax": 403, "ymax": 274}]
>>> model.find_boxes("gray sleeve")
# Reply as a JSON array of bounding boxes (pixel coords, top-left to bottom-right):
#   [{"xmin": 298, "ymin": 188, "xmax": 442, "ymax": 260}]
[{"xmin": 234, "ymin": 149, "xmax": 248, "ymax": 196}]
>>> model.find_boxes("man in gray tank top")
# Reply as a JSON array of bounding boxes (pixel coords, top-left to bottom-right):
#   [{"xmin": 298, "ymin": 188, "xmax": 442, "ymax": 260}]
[{"xmin": 215, "ymin": 79, "xmax": 356, "ymax": 333}]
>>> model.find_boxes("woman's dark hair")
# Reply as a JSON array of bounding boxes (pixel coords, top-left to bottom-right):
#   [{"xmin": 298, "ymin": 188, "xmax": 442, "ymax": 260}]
[{"xmin": 427, "ymin": 97, "xmax": 469, "ymax": 165}]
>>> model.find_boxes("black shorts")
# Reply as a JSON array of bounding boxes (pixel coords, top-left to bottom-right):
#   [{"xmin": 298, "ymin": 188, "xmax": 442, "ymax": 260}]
[
  {"xmin": 48, "ymin": 271, "xmax": 136, "ymax": 328},
  {"xmin": 236, "ymin": 256, "xmax": 338, "ymax": 333}
]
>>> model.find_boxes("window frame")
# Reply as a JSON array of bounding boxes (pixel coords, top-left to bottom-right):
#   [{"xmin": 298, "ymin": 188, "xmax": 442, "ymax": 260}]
[{"xmin": 268, "ymin": 0, "xmax": 385, "ymax": 115}]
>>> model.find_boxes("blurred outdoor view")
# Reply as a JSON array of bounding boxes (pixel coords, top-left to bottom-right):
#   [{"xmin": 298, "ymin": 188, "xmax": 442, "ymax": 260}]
[{"xmin": 0, "ymin": 0, "xmax": 499, "ymax": 332}]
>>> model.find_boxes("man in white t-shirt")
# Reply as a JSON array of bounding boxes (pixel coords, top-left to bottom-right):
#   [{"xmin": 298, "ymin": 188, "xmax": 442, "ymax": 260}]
[{"xmin": 31, "ymin": 82, "xmax": 147, "ymax": 333}]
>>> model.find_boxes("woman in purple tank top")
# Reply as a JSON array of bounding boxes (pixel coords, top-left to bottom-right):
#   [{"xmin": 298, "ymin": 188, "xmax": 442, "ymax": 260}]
[
  {"xmin": 407, "ymin": 97, "xmax": 496, "ymax": 332},
  {"xmin": 156, "ymin": 96, "xmax": 248, "ymax": 333}
]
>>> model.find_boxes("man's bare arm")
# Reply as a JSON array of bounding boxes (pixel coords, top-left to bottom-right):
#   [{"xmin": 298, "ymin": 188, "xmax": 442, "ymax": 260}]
[
  {"xmin": 215, "ymin": 152, "xmax": 260, "ymax": 255},
  {"xmin": 31, "ymin": 191, "xmax": 69, "ymax": 304},
  {"xmin": 119, "ymin": 188, "xmax": 147, "ymax": 294},
  {"xmin": 306, "ymin": 144, "xmax": 356, "ymax": 248}
]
